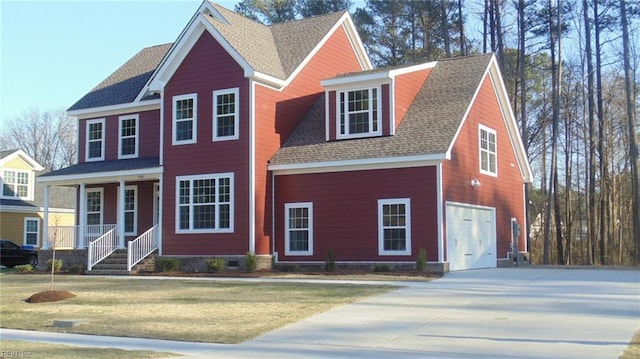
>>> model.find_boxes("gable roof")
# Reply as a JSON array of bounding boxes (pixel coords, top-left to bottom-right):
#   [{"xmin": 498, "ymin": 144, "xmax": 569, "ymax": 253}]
[
  {"xmin": 147, "ymin": 2, "xmax": 370, "ymax": 92},
  {"xmin": 269, "ymin": 53, "xmax": 532, "ymax": 182},
  {"xmin": 67, "ymin": 44, "xmax": 172, "ymax": 112},
  {"xmin": 0, "ymin": 149, "xmax": 44, "ymax": 171}
]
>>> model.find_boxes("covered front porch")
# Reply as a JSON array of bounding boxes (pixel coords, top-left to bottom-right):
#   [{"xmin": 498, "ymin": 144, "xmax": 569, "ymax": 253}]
[{"xmin": 37, "ymin": 158, "xmax": 163, "ymax": 272}]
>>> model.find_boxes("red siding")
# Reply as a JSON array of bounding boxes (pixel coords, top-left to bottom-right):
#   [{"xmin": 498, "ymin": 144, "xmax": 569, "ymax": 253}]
[
  {"xmin": 162, "ymin": 31, "xmax": 250, "ymax": 255},
  {"xmin": 442, "ymin": 74, "xmax": 526, "ymax": 258},
  {"xmin": 77, "ymin": 109, "xmax": 160, "ymax": 163},
  {"xmin": 393, "ymin": 69, "xmax": 431, "ymax": 129},
  {"xmin": 274, "ymin": 167, "xmax": 439, "ymax": 262},
  {"xmin": 254, "ymin": 25, "xmax": 364, "ymax": 255}
]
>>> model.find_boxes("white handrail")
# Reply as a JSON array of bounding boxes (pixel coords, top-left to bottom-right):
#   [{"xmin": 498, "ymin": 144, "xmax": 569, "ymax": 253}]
[
  {"xmin": 88, "ymin": 227, "xmax": 118, "ymax": 271},
  {"xmin": 127, "ymin": 225, "xmax": 159, "ymax": 271}
]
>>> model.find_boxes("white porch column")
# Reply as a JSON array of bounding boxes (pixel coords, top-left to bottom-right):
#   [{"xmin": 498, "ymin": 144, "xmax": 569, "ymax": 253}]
[
  {"xmin": 41, "ymin": 185, "xmax": 50, "ymax": 249},
  {"xmin": 78, "ymin": 183, "xmax": 86, "ymax": 248},
  {"xmin": 118, "ymin": 180, "xmax": 126, "ymax": 249}
]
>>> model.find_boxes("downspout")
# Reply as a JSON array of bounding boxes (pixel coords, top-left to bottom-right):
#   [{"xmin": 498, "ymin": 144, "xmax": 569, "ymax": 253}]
[
  {"xmin": 248, "ymin": 80, "xmax": 256, "ymax": 253},
  {"xmin": 436, "ymin": 163, "xmax": 444, "ymax": 263},
  {"xmin": 158, "ymin": 89, "xmax": 164, "ymax": 256},
  {"xmin": 271, "ymin": 171, "xmax": 276, "ymax": 262}
]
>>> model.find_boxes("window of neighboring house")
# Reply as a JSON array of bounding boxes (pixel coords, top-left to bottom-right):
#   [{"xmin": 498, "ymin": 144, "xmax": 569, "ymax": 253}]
[
  {"xmin": 284, "ymin": 202, "xmax": 313, "ymax": 256},
  {"xmin": 479, "ymin": 125, "xmax": 497, "ymax": 176},
  {"xmin": 24, "ymin": 217, "xmax": 40, "ymax": 246},
  {"xmin": 86, "ymin": 188, "xmax": 103, "ymax": 226},
  {"xmin": 86, "ymin": 119, "xmax": 105, "ymax": 161},
  {"xmin": 213, "ymin": 88, "xmax": 239, "ymax": 141},
  {"xmin": 176, "ymin": 173, "xmax": 233, "ymax": 233},
  {"xmin": 378, "ymin": 198, "xmax": 411, "ymax": 256},
  {"xmin": 1, "ymin": 169, "xmax": 30, "ymax": 199},
  {"xmin": 117, "ymin": 186, "xmax": 138, "ymax": 235},
  {"xmin": 119, "ymin": 115, "xmax": 139, "ymax": 159},
  {"xmin": 337, "ymin": 87, "xmax": 381, "ymax": 139},
  {"xmin": 173, "ymin": 93, "xmax": 197, "ymax": 145}
]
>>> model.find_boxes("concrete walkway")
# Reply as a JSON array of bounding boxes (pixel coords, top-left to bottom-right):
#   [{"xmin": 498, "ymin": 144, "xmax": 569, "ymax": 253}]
[{"xmin": 1, "ymin": 268, "xmax": 639, "ymax": 358}]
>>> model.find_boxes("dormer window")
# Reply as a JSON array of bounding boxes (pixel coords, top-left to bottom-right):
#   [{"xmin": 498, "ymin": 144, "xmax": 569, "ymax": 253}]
[
  {"xmin": 337, "ymin": 87, "xmax": 381, "ymax": 139},
  {"xmin": 2, "ymin": 169, "xmax": 30, "ymax": 199}
]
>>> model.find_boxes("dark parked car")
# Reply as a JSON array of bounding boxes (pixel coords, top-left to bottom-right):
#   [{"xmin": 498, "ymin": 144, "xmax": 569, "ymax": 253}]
[{"xmin": 0, "ymin": 239, "xmax": 38, "ymax": 267}]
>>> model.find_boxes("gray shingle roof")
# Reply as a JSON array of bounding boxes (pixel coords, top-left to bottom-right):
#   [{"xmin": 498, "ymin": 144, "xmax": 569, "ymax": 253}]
[
  {"xmin": 39, "ymin": 157, "xmax": 160, "ymax": 177},
  {"xmin": 269, "ymin": 54, "xmax": 493, "ymax": 166},
  {"xmin": 207, "ymin": 3, "xmax": 345, "ymax": 79},
  {"xmin": 68, "ymin": 44, "xmax": 172, "ymax": 111}
]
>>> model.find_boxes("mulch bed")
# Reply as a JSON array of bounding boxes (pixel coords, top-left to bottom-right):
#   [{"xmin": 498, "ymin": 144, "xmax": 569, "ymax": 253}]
[{"xmin": 26, "ymin": 290, "xmax": 76, "ymax": 303}]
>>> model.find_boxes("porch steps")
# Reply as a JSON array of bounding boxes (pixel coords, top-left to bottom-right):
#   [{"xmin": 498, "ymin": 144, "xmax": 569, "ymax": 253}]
[{"xmin": 86, "ymin": 250, "xmax": 158, "ymax": 275}]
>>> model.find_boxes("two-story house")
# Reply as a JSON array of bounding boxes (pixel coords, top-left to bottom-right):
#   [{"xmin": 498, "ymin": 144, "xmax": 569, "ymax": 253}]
[
  {"xmin": 38, "ymin": 1, "xmax": 531, "ymax": 273},
  {"xmin": 1, "ymin": 150, "xmax": 75, "ymax": 250}
]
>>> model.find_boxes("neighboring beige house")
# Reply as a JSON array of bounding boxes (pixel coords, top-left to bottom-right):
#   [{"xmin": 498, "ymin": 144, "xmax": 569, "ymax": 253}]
[{"xmin": 0, "ymin": 150, "xmax": 75, "ymax": 248}]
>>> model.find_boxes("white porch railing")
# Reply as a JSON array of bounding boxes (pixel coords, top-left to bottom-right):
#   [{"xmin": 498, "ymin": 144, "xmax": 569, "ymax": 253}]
[
  {"xmin": 88, "ymin": 227, "xmax": 119, "ymax": 271},
  {"xmin": 127, "ymin": 225, "xmax": 159, "ymax": 271},
  {"xmin": 45, "ymin": 224, "xmax": 117, "ymax": 249}
]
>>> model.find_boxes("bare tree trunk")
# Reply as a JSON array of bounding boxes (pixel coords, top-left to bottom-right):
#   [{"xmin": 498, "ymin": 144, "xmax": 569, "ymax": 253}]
[
  {"xmin": 594, "ymin": 0, "xmax": 608, "ymax": 264},
  {"xmin": 483, "ymin": 0, "xmax": 489, "ymax": 53},
  {"xmin": 582, "ymin": 0, "xmax": 596, "ymax": 265},
  {"xmin": 440, "ymin": 0, "xmax": 451, "ymax": 57},
  {"xmin": 494, "ymin": 0, "xmax": 505, "ymax": 66},
  {"xmin": 620, "ymin": 0, "xmax": 640, "ymax": 264},
  {"xmin": 518, "ymin": 0, "xmax": 531, "ymax": 254},
  {"xmin": 543, "ymin": 0, "xmax": 560, "ymax": 265},
  {"xmin": 458, "ymin": 0, "xmax": 466, "ymax": 55}
]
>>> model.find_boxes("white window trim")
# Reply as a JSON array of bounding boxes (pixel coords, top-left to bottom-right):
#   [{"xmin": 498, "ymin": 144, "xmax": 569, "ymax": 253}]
[
  {"xmin": 213, "ymin": 88, "xmax": 240, "ymax": 141},
  {"xmin": 378, "ymin": 198, "xmax": 412, "ymax": 256},
  {"xmin": 85, "ymin": 118, "xmax": 106, "ymax": 162},
  {"xmin": 24, "ymin": 217, "xmax": 40, "ymax": 247},
  {"xmin": 175, "ymin": 172, "xmax": 234, "ymax": 234},
  {"xmin": 479, "ymin": 125, "xmax": 498, "ymax": 177},
  {"xmin": 117, "ymin": 185, "xmax": 138, "ymax": 236},
  {"xmin": 1, "ymin": 169, "xmax": 34, "ymax": 200},
  {"xmin": 118, "ymin": 114, "xmax": 139, "ymax": 159},
  {"xmin": 86, "ymin": 188, "xmax": 104, "ymax": 226},
  {"xmin": 336, "ymin": 86, "xmax": 382, "ymax": 140},
  {"xmin": 172, "ymin": 93, "xmax": 198, "ymax": 145},
  {"xmin": 284, "ymin": 202, "xmax": 313, "ymax": 256}
]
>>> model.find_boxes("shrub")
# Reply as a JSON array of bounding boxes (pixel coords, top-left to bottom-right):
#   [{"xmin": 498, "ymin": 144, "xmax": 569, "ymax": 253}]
[
  {"xmin": 278, "ymin": 264, "xmax": 298, "ymax": 272},
  {"xmin": 15, "ymin": 264, "xmax": 33, "ymax": 273},
  {"xmin": 206, "ymin": 258, "xmax": 226, "ymax": 273},
  {"xmin": 245, "ymin": 252, "xmax": 257, "ymax": 273},
  {"xmin": 325, "ymin": 249, "xmax": 336, "ymax": 272},
  {"xmin": 373, "ymin": 264, "xmax": 391, "ymax": 273},
  {"xmin": 416, "ymin": 248, "xmax": 428, "ymax": 272},
  {"xmin": 158, "ymin": 257, "xmax": 180, "ymax": 272},
  {"xmin": 47, "ymin": 259, "xmax": 63, "ymax": 272},
  {"xmin": 69, "ymin": 264, "xmax": 86, "ymax": 274}
]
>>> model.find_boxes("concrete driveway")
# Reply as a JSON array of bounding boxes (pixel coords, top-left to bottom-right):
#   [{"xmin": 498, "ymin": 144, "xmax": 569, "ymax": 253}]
[{"xmin": 2, "ymin": 268, "xmax": 639, "ymax": 358}]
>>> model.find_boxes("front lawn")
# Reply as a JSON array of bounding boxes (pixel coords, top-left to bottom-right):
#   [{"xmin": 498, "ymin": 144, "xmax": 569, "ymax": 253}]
[{"xmin": 0, "ymin": 274, "xmax": 396, "ymax": 344}]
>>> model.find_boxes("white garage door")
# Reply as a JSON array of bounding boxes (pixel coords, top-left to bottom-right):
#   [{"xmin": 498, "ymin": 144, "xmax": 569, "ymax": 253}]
[{"xmin": 446, "ymin": 203, "xmax": 496, "ymax": 271}]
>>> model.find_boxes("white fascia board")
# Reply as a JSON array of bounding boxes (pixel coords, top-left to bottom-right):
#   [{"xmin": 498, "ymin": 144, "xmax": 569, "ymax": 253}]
[
  {"xmin": 67, "ymin": 100, "xmax": 160, "ymax": 119},
  {"xmin": 388, "ymin": 61, "xmax": 437, "ymax": 77},
  {"xmin": 0, "ymin": 205, "xmax": 39, "ymax": 213},
  {"xmin": 321, "ymin": 72, "xmax": 391, "ymax": 88},
  {"xmin": 269, "ymin": 154, "xmax": 444, "ymax": 175},
  {"xmin": 37, "ymin": 166, "xmax": 163, "ymax": 186},
  {"xmin": 487, "ymin": 56, "xmax": 533, "ymax": 183},
  {"xmin": 342, "ymin": 14, "xmax": 372, "ymax": 70},
  {"xmin": 250, "ymin": 72, "xmax": 286, "ymax": 89},
  {"xmin": 0, "ymin": 150, "xmax": 44, "ymax": 171}
]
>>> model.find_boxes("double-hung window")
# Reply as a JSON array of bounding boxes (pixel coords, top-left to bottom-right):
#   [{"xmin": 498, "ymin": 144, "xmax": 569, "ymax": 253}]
[
  {"xmin": 337, "ymin": 87, "xmax": 381, "ymax": 139},
  {"xmin": 119, "ymin": 115, "xmax": 139, "ymax": 159},
  {"xmin": 24, "ymin": 218, "xmax": 40, "ymax": 246},
  {"xmin": 285, "ymin": 202, "xmax": 313, "ymax": 256},
  {"xmin": 176, "ymin": 173, "xmax": 233, "ymax": 233},
  {"xmin": 378, "ymin": 198, "xmax": 411, "ymax": 256},
  {"xmin": 86, "ymin": 119, "xmax": 105, "ymax": 161},
  {"xmin": 2, "ymin": 169, "xmax": 30, "ymax": 199},
  {"xmin": 173, "ymin": 93, "xmax": 197, "ymax": 145},
  {"xmin": 213, "ymin": 88, "xmax": 239, "ymax": 141},
  {"xmin": 479, "ymin": 125, "xmax": 497, "ymax": 176},
  {"xmin": 86, "ymin": 188, "xmax": 103, "ymax": 226}
]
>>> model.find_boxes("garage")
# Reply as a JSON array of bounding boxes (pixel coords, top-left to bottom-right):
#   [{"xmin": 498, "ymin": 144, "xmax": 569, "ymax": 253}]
[{"xmin": 446, "ymin": 203, "xmax": 497, "ymax": 271}]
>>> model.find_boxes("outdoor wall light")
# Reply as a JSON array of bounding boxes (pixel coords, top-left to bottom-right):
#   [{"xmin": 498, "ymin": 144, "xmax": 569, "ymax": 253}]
[{"xmin": 471, "ymin": 178, "xmax": 481, "ymax": 188}]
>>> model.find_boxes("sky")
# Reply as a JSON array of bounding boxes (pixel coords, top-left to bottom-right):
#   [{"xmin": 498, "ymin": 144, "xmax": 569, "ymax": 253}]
[{"xmin": 0, "ymin": 0, "xmax": 238, "ymax": 127}]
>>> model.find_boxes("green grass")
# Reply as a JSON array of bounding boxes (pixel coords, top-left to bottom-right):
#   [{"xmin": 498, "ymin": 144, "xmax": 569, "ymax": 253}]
[
  {"xmin": 0, "ymin": 274, "xmax": 397, "ymax": 344},
  {"xmin": 0, "ymin": 340, "xmax": 178, "ymax": 359}
]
